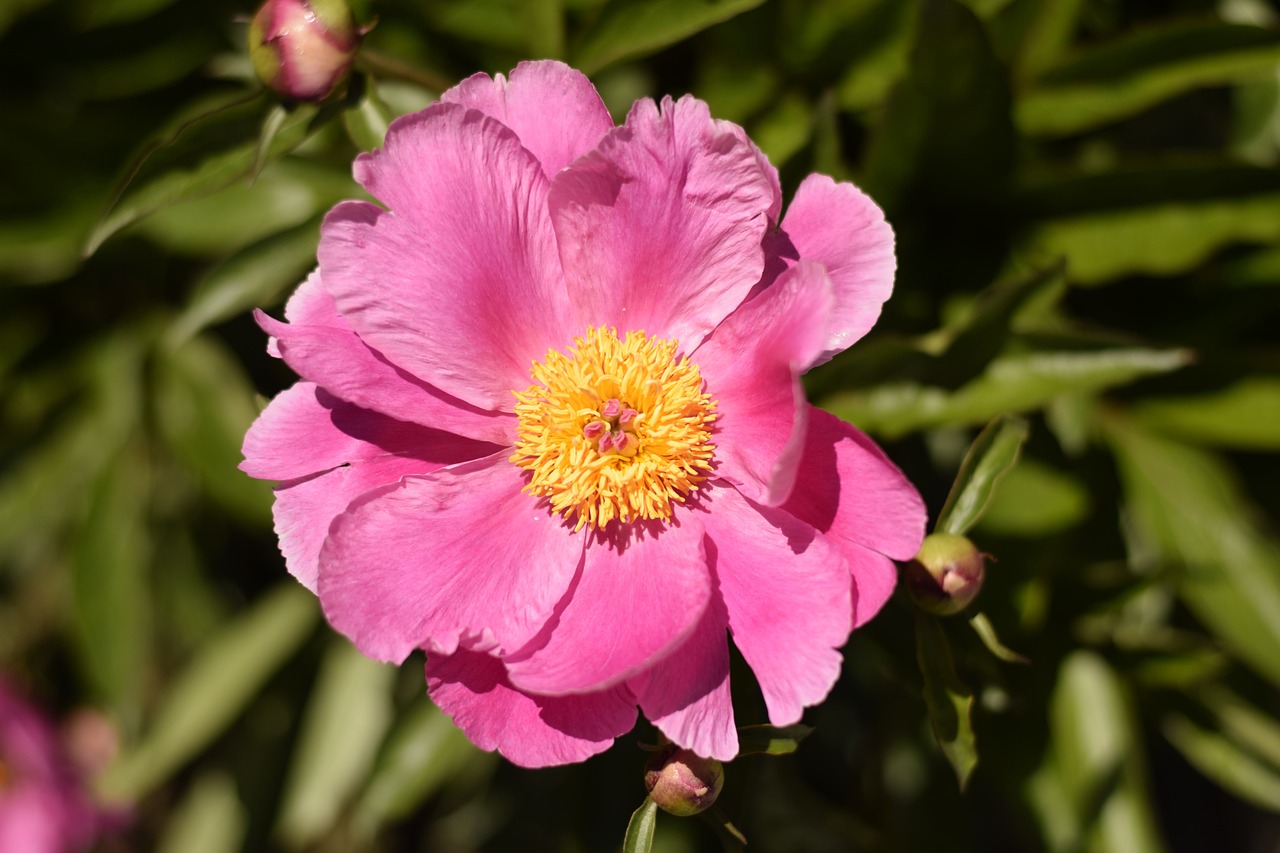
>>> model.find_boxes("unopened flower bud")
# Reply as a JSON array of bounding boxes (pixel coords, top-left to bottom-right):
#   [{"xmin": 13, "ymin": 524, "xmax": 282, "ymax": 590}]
[
  {"xmin": 644, "ymin": 746, "xmax": 724, "ymax": 816},
  {"xmin": 905, "ymin": 532, "xmax": 986, "ymax": 615},
  {"xmin": 248, "ymin": 0, "xmax": 360, "ymax": 102}
]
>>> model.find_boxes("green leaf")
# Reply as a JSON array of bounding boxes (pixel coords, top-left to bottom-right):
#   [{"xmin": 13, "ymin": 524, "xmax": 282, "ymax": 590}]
[
  {"xmin": 1018, "ymin": 23, "xmax": 1280, "ymax": 137},
  {"xmin": 1032, "ymin": 651, "xmax": 1164, "ymax": 853},
  {"xmin": 154, "ymin": 335, "xmax": 273, "ymax": 527},
  {"xmin": 622, "ymin": 796, "xmax": 659, "ymax": 853},
  {"xmin": 968, "ymin": 612, "xmax": 1029, "ymax": 664},
  {"xmin": 1023, "ymin": 191, "xmax": 1280, "ymax": 285},
  {"xmin": 976, "ymin": 457, "xmax": 1090, "ymax": 536},
  {"xmin": 98, "ymin": 584, "xmax": 319, "ymax": 802},
  {"xmin": 135, "ymin": 159, "xmax": 352, "ymax": 257},
  {"xmin": 736, "ymin": 723, "xmax": 814, "ymax": 756},
  {"xmin": 351, "ymin": 699, "xmax": 491, "ymax": 838},
  {"xmin": 156, "ymin": 772, "xmax": 248, "ymax": 853},
  {"xmin": 343, "ymin": 81, "xmax": 395, "ymax": 153},
  {"xmin": 834, "ymin": 0, "xmax": 917, "ymax": 112},
  {"xmin": 72, "ymin": 441, "xmax": 152, "ymax": 717},
  {"xmin": 275, "ymin": 642, "xmax": 395, "ymax": 850},
  {"xmin": 573, "ymin": 0, "xmax": 767, "ymax": 75},
  {"xmin": 84, "ymin": 103, "xmax": 319, "ymax": 257},
  {"xmin": 936, "ymin": 414, "xmax": 1029, "ymax": 535},
  {"xmin": 168, "ymin": 222, "xmax": 319, "ymax": 347},
  {"xmin": 1012, "ymin": 0, "xmax": 1087, "ymax": 82},
  {"xmin": 1164, "ymin": 714, "xmax": 1280, "ymax": 812},
  {"xmin": 1106, "ymin": 417, "xmax": 1280, "ymax": 689},
  {"xmin": 915, "ymin": 613, "xmax": 978, "ymax": 789},
  {"xmin": 863, "ymin": 0, "xmax": 1015, "ymax": 213},
  {"xmin": 521, "ymin": 0, "xmax": 565, "ymax": 57},
  {"xmin": 823, "ymin": 347, "xmax": 1190, "ymax": 438},
  {"xmin": 1132, "ymin": 377, "xmax": 1280, "ymax": 449},
  {"xmin": 748, "ymin": 92, "xmax": 812, "ymax": 168}
]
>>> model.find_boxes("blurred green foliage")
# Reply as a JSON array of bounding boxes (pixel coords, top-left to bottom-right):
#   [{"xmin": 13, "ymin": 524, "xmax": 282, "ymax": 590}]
[{"xmin": 2, "ymin": 0, "xmax": 1280, "ymax": 850}]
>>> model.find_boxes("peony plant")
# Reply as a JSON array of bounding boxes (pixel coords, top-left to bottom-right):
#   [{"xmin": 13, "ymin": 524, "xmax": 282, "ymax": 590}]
[{"xmin": 241, "ymin": 60, "xmax": 925, "ymax": 767}]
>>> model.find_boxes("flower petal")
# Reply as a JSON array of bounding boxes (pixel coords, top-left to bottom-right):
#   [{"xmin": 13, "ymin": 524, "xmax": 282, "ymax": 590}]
[
  {"xmin": 273, "ymin": 456, "xmax": 428, "ymax": 592},
  {"xmin": 704, "ymin": 486, "xmax": 852, "ymax": 726},
  {"xmin": 694, "ymin": 260, "xmax": 833, "ymax": 506},
  {"xmin": 780, "ymin": 408, "xmax": 927, "ymax": 626},
  {"xmin": 318, "ymin": 453, "xmax": 584, "ymax": 663},
  {"xmin": 319, "ymin": 103, "xmax": 570, "ymax": 410},
  {"xmin": 441, "ymin": 60, "xmax": 614, "ymax": 179},
  {"xmin": 241, "ymin": 382, "xmax": 493, "ymax": 480},
  {"xmin": 781, "ymin": 174, "xmax": 896, "ymax": 364},
  {"xmin": 549, "ymin": 95, "xmax": 774, "ymax": 346},
  {"xmin": 426, "ymin": 649, "xmax": 637, "ymax": 768},
  {"xmin": 255, "ymin": 309, "xmax": 513, "ymax": 445},
  {"xmin": 506, "ymin": 517, "xmax": 712, "ymax": 696},
  {"xmin": 627, "ymin": 595, "xmax": 737, "ymax": 761}
]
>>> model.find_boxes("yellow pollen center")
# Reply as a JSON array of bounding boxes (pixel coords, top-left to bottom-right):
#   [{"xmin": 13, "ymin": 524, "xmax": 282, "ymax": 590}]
[{"xmin": 510, "ymin": 326, "xmax": 717, "ymax": 531}]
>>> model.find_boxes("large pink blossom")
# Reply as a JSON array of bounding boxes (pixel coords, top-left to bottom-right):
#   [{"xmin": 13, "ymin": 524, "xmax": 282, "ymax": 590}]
[
  {"xmin": 242, "ymin": 60, "xmax": 926, "ymax": 767},
  {"xmin": 0, "ymin": 679, "xmax": 107, "ymax": 853}
]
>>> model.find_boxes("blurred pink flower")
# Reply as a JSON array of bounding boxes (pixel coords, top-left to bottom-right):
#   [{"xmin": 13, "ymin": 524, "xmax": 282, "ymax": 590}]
[
  {"xmin": 0, "ymin": 679, "xmax": 110, "ymax": 853},
  {"xmin": 242, "ymin": 60, "xmax": 926, "ymax": 766}
]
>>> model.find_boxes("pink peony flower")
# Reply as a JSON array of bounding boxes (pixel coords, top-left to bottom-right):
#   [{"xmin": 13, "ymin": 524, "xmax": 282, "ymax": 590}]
[
  {"xmin": 0, "ymin": 679, "xmax": 110, "ymax": 853},
  {"xmin": 242, "ymin": 60, "xmax": 926, "ymax": 767}
]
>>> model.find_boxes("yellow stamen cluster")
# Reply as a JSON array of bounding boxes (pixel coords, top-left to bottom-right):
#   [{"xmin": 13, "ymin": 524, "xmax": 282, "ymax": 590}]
[{"xmin": 511, "ymin": 326, "xmax": 717, "ymax": 531}]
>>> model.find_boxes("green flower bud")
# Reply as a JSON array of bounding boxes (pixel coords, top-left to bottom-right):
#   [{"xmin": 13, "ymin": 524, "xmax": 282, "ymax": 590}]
[
  {"xmin": 643, "ymin": 746, "xmax": 724, "ymax": 816},
  {"xmin": 904, "ymin": 532, "xmax": 986, "ymax": 616},
  {"xmin": 248, "ymin": 0, "xmax": 360, "ymax": 102}
]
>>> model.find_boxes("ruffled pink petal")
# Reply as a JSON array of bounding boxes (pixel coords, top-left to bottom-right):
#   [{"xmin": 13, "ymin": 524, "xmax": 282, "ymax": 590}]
[
  {"xmin": 506, "ymin": 517, "xmax": 712, "ymax": 696},
  {"xmin": 627, "ymin": 595, "xmax": 737, "ymax": 761},
  {"xmin": 549, "ymin": 95, "xmax": 775, "ymax": 347},
  {"xmin": 241, "ymin": 382, "xmax": 492, "ymax": 480},
  {"xmin": 441, "ymin": 60, "xmax": 614, "ymax": 179},
  {"xmin": 426, "ymin": 649, "xmax": 637, "ymax": 768},
  {"xmin": 255, "ymin": 310, "xmax": 513, "ymax": 445},
  {"xmin": 781, "ymin": 408, "xmax": 927, "ymax": 626},
  {"xmin": 704, "ymin": 486, "xmax": 853, "ymax": 726},
  {"xmin": 781, "ymin": 174, "xmax": 896, "ymax": 365},
  {"xmin": 318, "ymin": 453, "xmax": 584, "ymax": 663},
  {"xmin": 274, "ymin": 455, "xmax": 438, "ymax": 592},
  {"xmin": 694, "ymin": 260, "xmax": 834, "ymax": 506},
  {"xmin": 319, "ymin": 103, "xmax": 571, "ymax": 411}
]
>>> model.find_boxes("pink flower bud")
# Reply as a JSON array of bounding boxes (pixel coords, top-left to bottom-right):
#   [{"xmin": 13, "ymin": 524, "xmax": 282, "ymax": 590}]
[
  {"xmin": 248, "ymin": 0, "xmax": 359, "ymax": 102},
  {"xmin": 643, "ymin": 746, "xmax": 724, "ymax": 816},
  {"xmin": 904, "ymin": 532, "xmax": 987, "ymax": 616}
]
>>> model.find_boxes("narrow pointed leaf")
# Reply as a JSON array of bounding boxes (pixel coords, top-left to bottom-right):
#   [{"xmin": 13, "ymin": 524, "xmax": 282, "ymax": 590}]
[{"xmin": 915, "ymin": 613, "xmax": 978, "ymax": 788}]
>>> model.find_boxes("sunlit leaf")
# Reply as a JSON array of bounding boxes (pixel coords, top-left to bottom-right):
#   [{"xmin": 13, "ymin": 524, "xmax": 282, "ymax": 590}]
[
  {"xmin": 623, "ymin": 796, "xmax": 658, "ymax": 853},
  {"xmin": 823, "ymin": 348, "xmax": 1190, "ymax": 438},
  {"xmin": 1132, "ymin": 377, "xmax": 1280, "ymax": 449},
  {"xmin": 1018, "ymin": 23, "xmax": 1280, "ymax": 136},
  {"xmin": 969, "ymin": 612, "xmax": 1029, "ymax": 664},
  {"xmin": 84, "ymin": 103, "xmax": 319, "ymax": 256},
  {"xmin": 573, "ymin": 0, "xmax": 767, "ymax": 74},
  {"xmin": 915, "ymin": 613, "xmax": 978, "ymax": 789},
  {"xmin": 1106, "ymin": 416, "xmax": 1280, "ymax": 689},
  {"xmin": 1023, "ymin": 192, "xmax": 1280, "ymax": 285},
  {"xmin": 275, "ymin": 642, "xmax": 395, "ymax": 850},
  {"xmin": 1031, "ymin": 652, "xmax": 1164, "ymax": 853},
  {"xmin": 351, "ymin": 699, "xmax": 491, "ymax": 838},
  {"xmin": 98, "ymin": 585, "xmax": 318, "ymax": 802},
  {"xmin": 156, "ymin": 772, "xmax": 248, "ymax": 853},
  {"xmin": 936, "ymin": 414, "xmax": 1029, "ymax": 535},
  {"xmin": 1164, "ymin": 714, "xmax": 1280, "ymax": 812}
]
